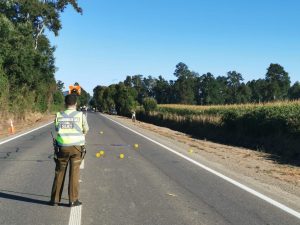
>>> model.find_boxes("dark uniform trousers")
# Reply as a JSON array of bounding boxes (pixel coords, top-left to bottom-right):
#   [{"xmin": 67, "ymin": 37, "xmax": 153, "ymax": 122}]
[{"xmin": 51, "ymin": 146, "xmax": 82, "ymax": 203}]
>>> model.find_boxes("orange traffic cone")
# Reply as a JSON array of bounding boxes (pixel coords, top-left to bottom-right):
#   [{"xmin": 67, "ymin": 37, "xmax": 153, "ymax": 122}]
[{"xmin": 8, "ymin": 119, "xmax": 15, "ymax": 134}]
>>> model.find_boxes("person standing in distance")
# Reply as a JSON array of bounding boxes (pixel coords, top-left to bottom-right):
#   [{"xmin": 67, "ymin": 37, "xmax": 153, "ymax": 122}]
[
  {"xmin": 50, "ymin": 94, "xmax": 89, "ymax": 207},
  {"xmin": 131, "ymin": 110, "xmax": 136, "ymax": 122}
]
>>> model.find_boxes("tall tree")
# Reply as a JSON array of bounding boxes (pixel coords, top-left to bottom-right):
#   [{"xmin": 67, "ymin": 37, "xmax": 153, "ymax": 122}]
[
  {"xmin": 236, "ymin": 83, "xmax": 252, "ymax": 103},
  {"xmin": 114, "ymin": 83, "xmax": 137, "ymax": 115},
  {"xmin": 215, "ymin": 76, "xmax": 228, "ymax": 104},
  {"xmin": 0, "ymin": 0, "xmax": 82, "ymax": 49},
  {"xmin": 124, "ymin": 76, "xmax": 132, "ymax": 87},
  {"xmin": 196, "ymin": 73, "xmax": 222, "ymax": 105},
  {"xmin": 93, "ymin": 85, "xmax": 107, "ymax": 111},
  {"xmin": 153, "ymin": 76, "xmax": 171, "ymax": 104},
  {"xmin": 288, "ymin": 81, "xmax": 300, "ymax": 100},
  {"xmin": 173, "ymin": 62, "xmax": 197, "ymax": 104},
  {"xmin": 142, "ymin": 76, "xmax": 156, "ymax": 98},
  {"xmin": 265, "ymin": 63, "xmax": 290, "ymax": 101},
  {"xmin": 247, "ymin": 79, "xmax": 267, "ymax": 103},
  {"xmin": 53, "ymin": 80, "xmax": 64, "ymax": 107},
  {"xmin": 57, "ymin": 80, "xmax": 65, "ymax": 92},
  {"xmin": 103, "ymin": 85, "xmax": 117, "ymax": 111},
  {"xmin": 225, "ymin": 71, "xmax": 244, "ymax": 103},
  {"xmin": 131, "ymin": 75, "xmax": 144, "ymax": 104}
]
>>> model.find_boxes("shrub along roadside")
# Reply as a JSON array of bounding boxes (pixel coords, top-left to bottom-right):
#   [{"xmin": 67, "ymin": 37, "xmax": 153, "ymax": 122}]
[
  {"xmin": 142, "ymin": 97, "xmax": 157, "ymax": 114},
  {"xmin": 136, "ymin": 101, "xmax": 300, "ymax": 165}
]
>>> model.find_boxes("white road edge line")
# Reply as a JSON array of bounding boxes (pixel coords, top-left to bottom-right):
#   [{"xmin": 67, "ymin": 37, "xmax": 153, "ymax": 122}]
[
  {"xmin": 68, "ymin": 205, "xmax": 82, "ymax": 225},
  {"xmin": 101, "ymin": 114, "xmax": 300, "ymax": 220},
  {"xmin": 0, "ymin": 121, "xmax": 53, "ymax": 145}
]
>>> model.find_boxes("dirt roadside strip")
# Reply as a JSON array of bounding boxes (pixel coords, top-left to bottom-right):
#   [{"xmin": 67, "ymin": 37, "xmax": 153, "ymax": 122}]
[
  {"xmin": 106, "ymin": 114, "xmax": 300, "ymax": 212},
  {"xmin": 0, "ymin": 114, "xmax": 55, "ymax": 140}
]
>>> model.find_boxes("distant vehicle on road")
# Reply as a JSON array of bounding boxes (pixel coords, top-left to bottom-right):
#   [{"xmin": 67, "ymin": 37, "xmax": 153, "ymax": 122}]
[
  {"xmin": 109, "ymin": 109, "xmax": 117, "ymax": 115},
  {"xmin": 81, "ymin": 106, "xmax": 87, "ymax": 116}
]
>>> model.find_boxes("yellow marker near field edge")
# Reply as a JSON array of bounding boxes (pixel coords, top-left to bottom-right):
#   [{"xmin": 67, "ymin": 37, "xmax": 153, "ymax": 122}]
[
  {"xmin": 133, "ymin": 144, "xmax": 139, "ymax": 149},
  {"xmin": 119, "ymin": 154, "xmax": 124, "ymax": 159},
  {"xmin": 96, "ymin": 152, "xmax": 101, "ymax": 158}
]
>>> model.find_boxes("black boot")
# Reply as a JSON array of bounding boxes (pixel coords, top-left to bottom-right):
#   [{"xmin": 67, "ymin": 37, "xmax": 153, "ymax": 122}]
[
  {"xmin": 48, "ymin": 201, "xmax": 58, "ymax": 206},
  {"xmin": 69, "ymin": 200, "xmax": 82, "ymax": 207}
]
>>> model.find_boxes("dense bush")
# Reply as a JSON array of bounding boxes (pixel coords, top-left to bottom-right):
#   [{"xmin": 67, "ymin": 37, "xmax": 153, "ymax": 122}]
[{"xmin": 142, "ymin": 97, "xmax": 157, "ymax": 113}]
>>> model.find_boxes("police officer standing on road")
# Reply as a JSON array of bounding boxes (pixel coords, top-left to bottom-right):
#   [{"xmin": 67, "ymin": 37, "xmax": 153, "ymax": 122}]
[{"xmin": 50, "ymin": 94, "xmax": 89, "ymax": 207}]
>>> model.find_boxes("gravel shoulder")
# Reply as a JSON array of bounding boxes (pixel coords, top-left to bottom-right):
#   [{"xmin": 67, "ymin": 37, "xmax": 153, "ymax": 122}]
[
  {"xmin": 107, "ymin": 114, "xmax": 300, "ymax": 212},
  {"xmin": 0, "ymin": 113, "xmax": 54, "ymax": 140}
]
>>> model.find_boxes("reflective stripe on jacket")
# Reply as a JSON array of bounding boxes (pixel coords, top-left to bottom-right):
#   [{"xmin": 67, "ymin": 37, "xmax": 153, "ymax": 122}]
[{"xmin": 55, "ymin": 110, "xmax": 85, "ymax": 146}]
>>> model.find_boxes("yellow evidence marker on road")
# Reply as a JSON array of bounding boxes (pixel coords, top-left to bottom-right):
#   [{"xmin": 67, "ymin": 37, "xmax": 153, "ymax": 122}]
[
  {"xmin": 96, "ymin": 152, "xmax": 101, "ymax": 158},
  {"xmin": 99, "ymin": 150, "xmax": 105, "ymax": 156},
  {"xmin": 119, "ymin": 154, "xmax": 124, "ymax": 159},
  {"xmin": 133, "ymin": 144, "xmax": 139, "ymax": 149},
  {"xmin": 188, "ymin": 149, "xmax": 194, "ymax": 153}
]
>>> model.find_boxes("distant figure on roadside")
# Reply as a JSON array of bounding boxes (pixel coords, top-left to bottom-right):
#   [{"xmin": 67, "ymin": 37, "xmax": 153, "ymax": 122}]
[
  {"xmin": 82, "ymin": 106, "xmax": 87, "ymax": 118},
  {"xmin": 50, "ymin": 94, "xmax": 89, "ymax": 207},
  {"xmin": 132, "ymin": 111, "xmax": 136, "ymax": 122}
]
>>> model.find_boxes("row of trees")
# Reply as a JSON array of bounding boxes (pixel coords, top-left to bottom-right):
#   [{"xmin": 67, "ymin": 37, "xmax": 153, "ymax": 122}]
[
  {"xmin": 92, "ymin": 62, "xmax": 300, "ymax": 114},
  {"xmin": 54, "ymin": 81, "xmax": 91, "ymax": 110},
  {"xmin": 91, "ymin": 83, "xmax": 138, "ymax": 115},
  {"xmin": 0, "ymin": 0, "xmax": 81, "ymax": 117}
]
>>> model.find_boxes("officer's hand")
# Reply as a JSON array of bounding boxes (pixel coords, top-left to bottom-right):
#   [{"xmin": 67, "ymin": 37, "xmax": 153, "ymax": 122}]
[{"xmin": 53, "ymin": 153, "xmax": 58, "ymax": 163}]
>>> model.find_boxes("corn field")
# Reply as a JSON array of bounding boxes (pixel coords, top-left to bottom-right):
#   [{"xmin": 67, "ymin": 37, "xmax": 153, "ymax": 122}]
[{"xmin": 137, "ymin": 101, "xmax": 300, "ymax": 164}]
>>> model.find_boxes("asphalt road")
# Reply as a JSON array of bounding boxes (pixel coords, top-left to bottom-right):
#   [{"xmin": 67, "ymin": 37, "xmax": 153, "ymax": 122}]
[{"xmin": 0, "ymin": 112, "xmax": 299, "ymax": 225}]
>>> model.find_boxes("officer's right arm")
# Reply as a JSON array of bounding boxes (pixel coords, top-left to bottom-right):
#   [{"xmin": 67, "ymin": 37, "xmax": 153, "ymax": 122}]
[{"xmin": 82, "ymin": 114, "xmax": 89, "ymax": 135}]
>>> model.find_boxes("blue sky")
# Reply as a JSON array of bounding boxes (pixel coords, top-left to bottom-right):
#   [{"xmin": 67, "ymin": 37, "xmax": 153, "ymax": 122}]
[{"xmin": 49, "ymin": 0, "xmax": 300, "ymax": 94}]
